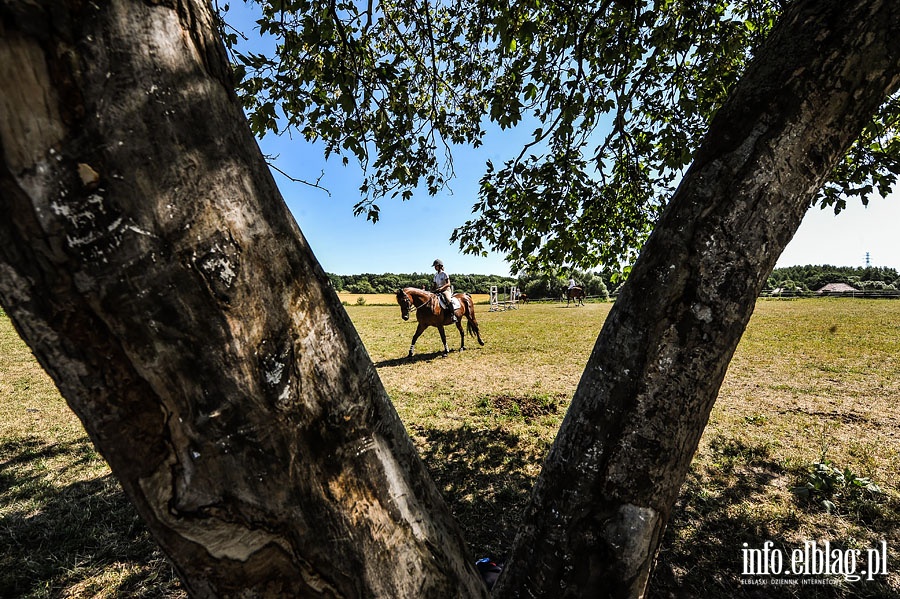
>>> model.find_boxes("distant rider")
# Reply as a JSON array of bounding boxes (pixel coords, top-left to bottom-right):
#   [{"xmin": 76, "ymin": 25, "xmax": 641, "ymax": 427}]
[{"xmin": 432, "ymin": 259, "xmax": 457, "ymax": 323}]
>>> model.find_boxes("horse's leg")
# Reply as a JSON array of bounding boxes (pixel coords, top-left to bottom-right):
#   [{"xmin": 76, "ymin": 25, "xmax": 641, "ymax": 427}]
[
  {"xmin": 408, "ymin": 322, "xmax": 428, "ymax": 357},
  {"xmin": 437, "ymin": 326, "xmax": 449, "ymax": 357}
]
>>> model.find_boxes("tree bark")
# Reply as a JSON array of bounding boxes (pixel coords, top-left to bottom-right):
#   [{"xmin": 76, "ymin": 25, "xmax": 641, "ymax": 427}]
[
  {"xmin": 494, "ymin": 1, "xmax": 900, "ymax": 597},
  {"xmin": 0, "ymin": 1, "xmax": 487, "ymax": 597}
]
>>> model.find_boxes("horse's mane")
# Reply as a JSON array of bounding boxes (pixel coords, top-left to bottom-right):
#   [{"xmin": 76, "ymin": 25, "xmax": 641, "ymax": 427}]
[
  {"xmin": 400, "ymin": 286, "xmax": 433, "ymax": 297},
  {"xmin": 398, "ymin": 287, "xmax": 439, "ymax": 306}
]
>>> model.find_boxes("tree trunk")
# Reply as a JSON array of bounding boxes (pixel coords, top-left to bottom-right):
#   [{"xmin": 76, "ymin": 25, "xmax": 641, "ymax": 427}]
[
  {"xmin": 494, "ymin": 1, "xmax": 900, "ymax": 597},
  {"xmin": 0, "ymin": 1, "xmax": 487, "ymax": 597}
]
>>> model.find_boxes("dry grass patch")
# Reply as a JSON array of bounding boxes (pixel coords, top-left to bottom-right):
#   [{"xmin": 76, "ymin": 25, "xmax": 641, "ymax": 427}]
[
  {"xmin": 0, "ymin": 313, "xmax": 185, "ymax": 599},
  {"xmin": 1, "ymin": 298, "xmax": 898, "ymax": 597},
  {"xmin": 351, "ymin": 299, "xmax": 899, "ymax": 596},
  {"xmin": 654, "ymin": 299, "xmax": 900, "ymax": 598}
]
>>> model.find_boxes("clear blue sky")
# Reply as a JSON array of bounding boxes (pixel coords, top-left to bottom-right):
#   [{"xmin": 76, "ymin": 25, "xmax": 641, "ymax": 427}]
[{"xmin": 227, "ymin": 4, "xmax": 899, "ymax": 277}]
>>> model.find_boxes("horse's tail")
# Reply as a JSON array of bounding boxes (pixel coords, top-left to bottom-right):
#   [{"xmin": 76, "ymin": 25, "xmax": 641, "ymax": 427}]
[
  {"xmin": 466, "ymin": 319, "xmax": 485, "ymax": 345},
  {"xmin": 463, "ymin": 294, "xmax": 485, "ymax": 345}
]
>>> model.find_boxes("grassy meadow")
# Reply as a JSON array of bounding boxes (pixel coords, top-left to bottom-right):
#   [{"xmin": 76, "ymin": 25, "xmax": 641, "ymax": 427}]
[{"xmin": 1, "ymin": 298, "xmax": 898, "ymax": 597}]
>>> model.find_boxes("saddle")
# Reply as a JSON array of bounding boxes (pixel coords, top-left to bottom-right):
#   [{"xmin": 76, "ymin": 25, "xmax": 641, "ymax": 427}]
[{"xmin": 437, "ymin": 294, "xmax": 461, "ymax": 311}]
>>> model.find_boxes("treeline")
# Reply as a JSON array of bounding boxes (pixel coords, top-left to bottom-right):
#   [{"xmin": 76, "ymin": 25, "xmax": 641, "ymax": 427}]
[
  {"xmin": 329, "ymin": 273, "xmax": 518, "ymax": 295},
  {"xmin": 328, "ymin": 268, "xmax": 614, "ymax": 300},
  {"xmin": 513, "ymin": 269, "xmax": 612, "ymax": 300},
  {"xmin": 767, "ymin": 265, "xmax": 900, "ymax": 292},
  {"xmin": 331, "ymin": 264, "xmax": 900, "ymax": 299}
]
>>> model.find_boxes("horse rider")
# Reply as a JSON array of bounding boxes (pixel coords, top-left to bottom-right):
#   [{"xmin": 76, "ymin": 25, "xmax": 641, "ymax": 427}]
[
  {"xmin": 568, "ymin": 276, "xmax": 577, "ymax": 291},
  {"xmin": 432, "ymin": 259, "xmax": 457, "ymax": 323}
]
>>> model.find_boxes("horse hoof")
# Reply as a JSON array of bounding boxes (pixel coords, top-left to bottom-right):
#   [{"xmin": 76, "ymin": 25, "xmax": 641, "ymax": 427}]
[{"xmin": 442, "ymin": 352, "xmax": 449, "ymax": 358}]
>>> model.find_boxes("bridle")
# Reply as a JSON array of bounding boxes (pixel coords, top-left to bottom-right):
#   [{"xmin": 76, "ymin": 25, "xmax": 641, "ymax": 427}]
[
  {"xmin": 398, "ymin": 289, "xmax": 421, "ymax": 318},
  {"xmin": 403, "ymin": 292, "xmax": 418, "ymax": 312}
]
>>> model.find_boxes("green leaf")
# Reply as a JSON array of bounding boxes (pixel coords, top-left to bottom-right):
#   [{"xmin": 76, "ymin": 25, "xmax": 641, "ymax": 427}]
[{"xmin": 223, "ymin": 0, "xmax": 896, "ymax": 272}]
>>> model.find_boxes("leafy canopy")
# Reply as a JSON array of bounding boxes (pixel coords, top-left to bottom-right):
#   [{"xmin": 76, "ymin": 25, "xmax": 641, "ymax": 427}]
[{"xmin": 219, "ymin": 0, "xmax": 900, "ymax": 273}]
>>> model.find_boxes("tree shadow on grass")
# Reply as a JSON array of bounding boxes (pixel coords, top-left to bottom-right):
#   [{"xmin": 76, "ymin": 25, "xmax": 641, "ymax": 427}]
[
  {"xmin": 410, "ymin": 423, "xmax": 539, "ymax": 561},
  {"xmin": 648, "ymin": 435, "xmax": 898, "ymax": 599},
  {"xmin": 0, "ymin": 436, "xmax": 184, "ymax": 598}
]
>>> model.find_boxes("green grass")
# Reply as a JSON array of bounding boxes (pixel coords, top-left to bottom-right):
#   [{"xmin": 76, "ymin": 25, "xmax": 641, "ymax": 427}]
[
  {"xmin": 1, "ymin": 299, "xmax": 898, "ymax": 597},
  {"xmin": 0, "ymin": 315, "xmax": 184, "ymax": 598}
]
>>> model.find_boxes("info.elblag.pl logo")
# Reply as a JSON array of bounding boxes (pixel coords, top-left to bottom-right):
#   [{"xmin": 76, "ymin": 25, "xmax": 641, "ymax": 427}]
[{"xmin": 741, "ymin": 540, "xmax": 889, "ymax": 585}]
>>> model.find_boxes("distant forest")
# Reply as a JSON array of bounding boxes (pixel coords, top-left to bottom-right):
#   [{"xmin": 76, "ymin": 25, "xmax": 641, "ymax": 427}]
[
  {"xmin": 329, "ymin": 264, "xmax": 900, "ymax": 300},
  {"xmin": 328, "ymin": 270, "xmax": 613, "ymax": 300},
  {"xmin": 767, "ymin": 265, "xmax": 900, "ymax": 292}
]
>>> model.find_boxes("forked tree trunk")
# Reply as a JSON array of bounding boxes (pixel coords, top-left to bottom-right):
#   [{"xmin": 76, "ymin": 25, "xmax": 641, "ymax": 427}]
[
  {"xmin": 0, "ymin": 1, "xmax": 487, "ymax": 597},
  {"xmin": 494, "ymin": 1, "xmax": 900, "ymax": 597}
]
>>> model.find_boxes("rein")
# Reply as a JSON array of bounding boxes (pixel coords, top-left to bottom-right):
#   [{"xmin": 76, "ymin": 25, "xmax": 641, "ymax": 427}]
[
  {"xmin": 404, "ymin": 289, "xmax": 440, "ymax": 312},
  {"xmin": 403, "ymin": 290, "xmax": 426, "ymax": 312}
]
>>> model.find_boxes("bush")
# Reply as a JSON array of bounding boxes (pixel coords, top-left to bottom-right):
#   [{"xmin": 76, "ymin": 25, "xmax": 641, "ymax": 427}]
[
  {"xmin": 791, "ymin": 459, "xmax": 883, "ymax": 514},
  {"xmin": 347, "ymin": 280, "xmax": 376, "ymax": 294}
]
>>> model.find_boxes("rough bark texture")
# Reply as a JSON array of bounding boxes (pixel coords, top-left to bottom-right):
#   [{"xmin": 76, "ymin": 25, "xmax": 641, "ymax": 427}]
[
  {"xmin": 494, "ymin": 1, "xmax": 900, "ymax": 597},
  {"xmin": 0, "ymin": 1, "xmax": 488, "ymax": 597}
]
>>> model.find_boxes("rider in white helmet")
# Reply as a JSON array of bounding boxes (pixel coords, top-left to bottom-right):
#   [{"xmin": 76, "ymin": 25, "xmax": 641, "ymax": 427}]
[{"xmin": 432, "ymin": 259, "xmax": 456, "ymax": 323}]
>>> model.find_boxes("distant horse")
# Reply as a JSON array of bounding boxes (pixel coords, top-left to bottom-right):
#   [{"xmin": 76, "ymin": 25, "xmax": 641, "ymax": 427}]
[
  {"xmin": 566, "ymin": 286, "xmax": 585, "ymax": 307},
  {"xmin": 396, "ymin": 287, "xmax": 485, "ymax": 357},
  {"xmin": 518, "ymin": 293, "xmax": 528, "ymax": 304}
]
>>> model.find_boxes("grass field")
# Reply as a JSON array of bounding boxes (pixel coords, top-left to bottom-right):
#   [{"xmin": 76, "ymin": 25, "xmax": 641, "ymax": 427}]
[{"xmin": 1, "ymin": 299, "xmax": 898, "ymax": 597}]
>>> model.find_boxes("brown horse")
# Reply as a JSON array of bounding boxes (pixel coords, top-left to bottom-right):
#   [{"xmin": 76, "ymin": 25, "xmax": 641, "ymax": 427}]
[
  {"xmin": 566, "ymin": 286, "xmax": 585, "ymax": 307},
  {"xmin": 396, "ymin": 287, "xmax": 484, "ymax": 357}
]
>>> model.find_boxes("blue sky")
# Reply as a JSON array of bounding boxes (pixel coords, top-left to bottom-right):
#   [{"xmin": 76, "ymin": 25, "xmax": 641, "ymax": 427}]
[
  {"xmin": 265, "ymin": 129, "xmax": 900, "ymax": 276},
  {"xmin": 227, "ymin": 4, "xmax": 899, "ymax": 277},
  {"xmin": 258, "ymin": 122, "xmax": 534, "ymax": 276}
]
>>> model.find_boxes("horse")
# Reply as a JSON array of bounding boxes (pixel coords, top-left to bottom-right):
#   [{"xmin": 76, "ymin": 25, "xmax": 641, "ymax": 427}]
[
  {"xmin": 566, "ymin": 286, "xmax": 585, "ymax": 307},
  {"xmin": 396, "ymin": 287, "xmax": 485, "ymax": 357},
  {"xmin": 518, "ymin": 293, "xmax": 528, "ymax": 304}
]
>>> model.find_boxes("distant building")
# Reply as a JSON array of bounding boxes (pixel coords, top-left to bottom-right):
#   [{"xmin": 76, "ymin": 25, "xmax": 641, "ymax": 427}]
[{"xmin": 816, "ymin": 283, "xmax": 857, "ymax": 294}]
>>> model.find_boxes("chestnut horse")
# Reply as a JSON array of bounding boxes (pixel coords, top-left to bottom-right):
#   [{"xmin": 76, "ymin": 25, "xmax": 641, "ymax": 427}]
[
  {"xmin": 566, "ymin": 286, "xmax": 585, "ymax": 307},
  {"xmin": 396, "ymin": 287, "xmax": 484, "ymax": 357}
]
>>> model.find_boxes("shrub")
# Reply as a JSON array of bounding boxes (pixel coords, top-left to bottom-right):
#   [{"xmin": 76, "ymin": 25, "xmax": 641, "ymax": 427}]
[{"xmin": 791, "ymin": 459, "xmax": 883, "ymax": 514}]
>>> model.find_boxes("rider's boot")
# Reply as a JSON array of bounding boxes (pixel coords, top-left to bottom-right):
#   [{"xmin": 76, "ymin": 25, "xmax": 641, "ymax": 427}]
[{"xmin": 445, "ymin": 308, "xmax": 457, "ymax": 323}]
